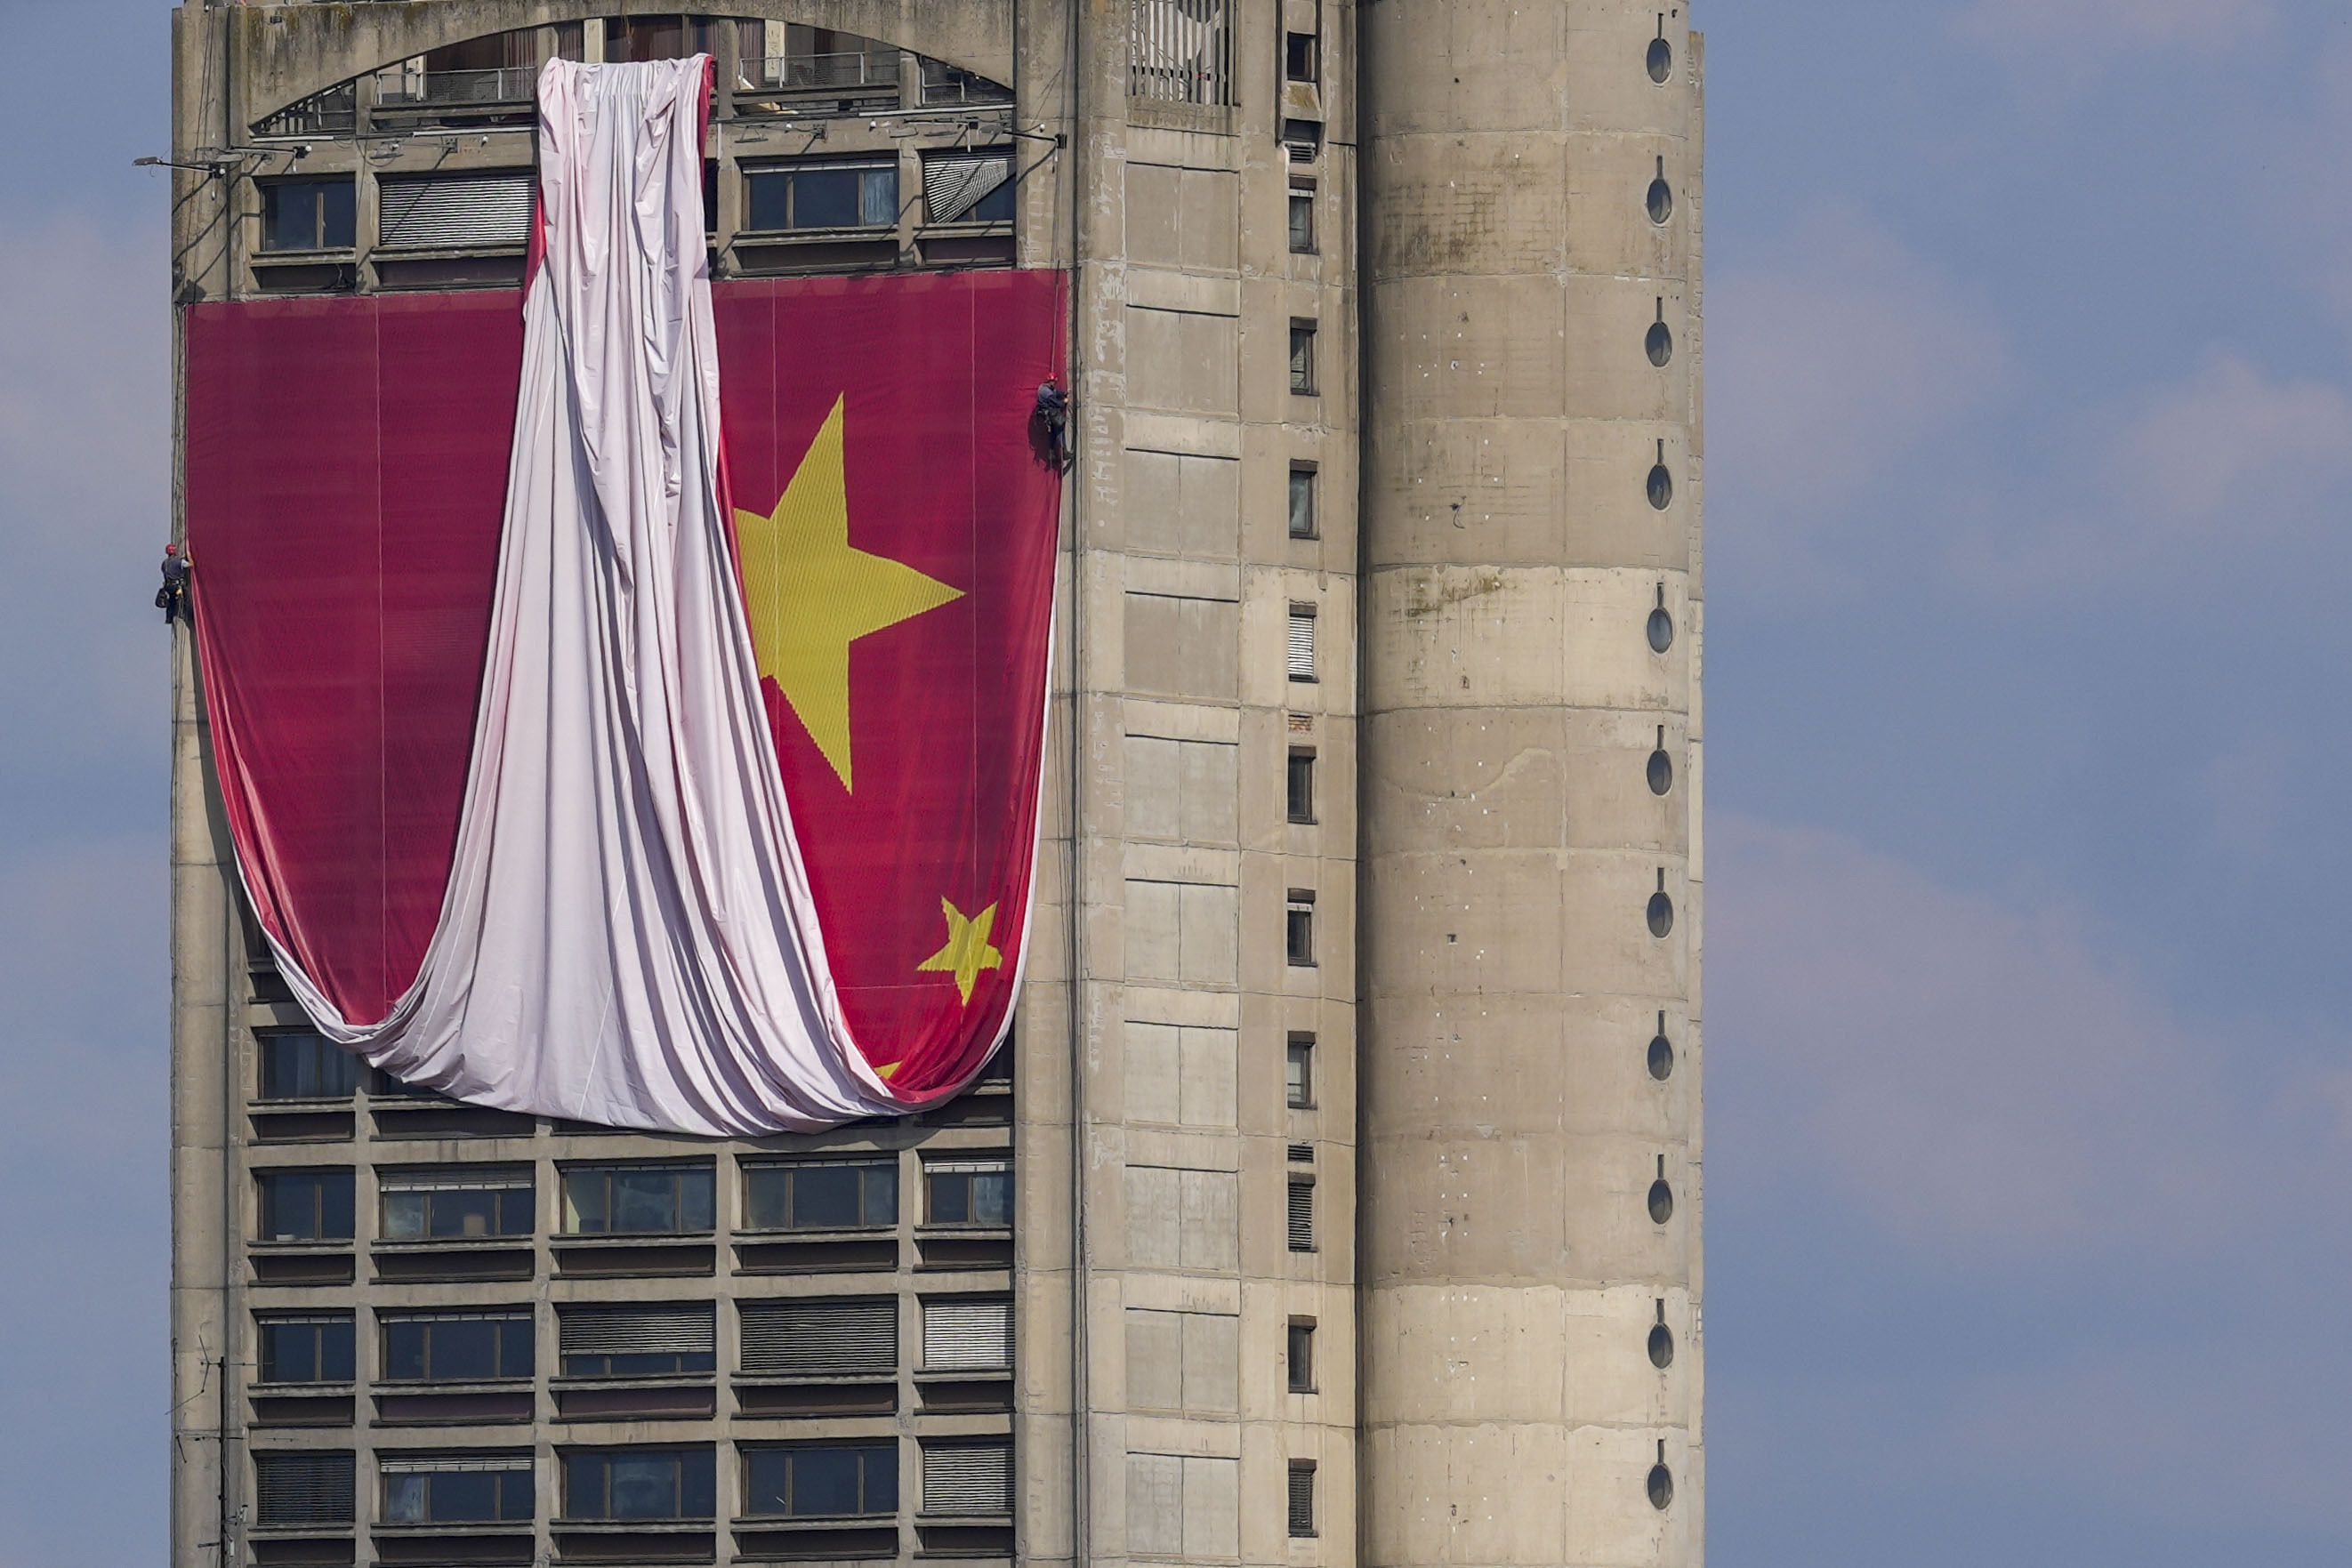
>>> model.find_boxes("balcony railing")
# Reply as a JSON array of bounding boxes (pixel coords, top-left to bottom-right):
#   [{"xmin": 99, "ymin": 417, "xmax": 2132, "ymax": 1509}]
[
  {"xmin": 736, "ymin": 51, "xmax": 901, "ymax": 95},
  {"xmin": 379, "ymin": 65, "xmax": 539, "ymax": 108},
  {"xmin": 920, "ymin": 60, "xmax": 1015, "ymax": 108}
]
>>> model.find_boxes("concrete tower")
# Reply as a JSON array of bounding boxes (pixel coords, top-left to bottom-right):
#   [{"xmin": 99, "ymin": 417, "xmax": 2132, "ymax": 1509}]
[
  {"xmin": 163, "ymin": 4, "xmax": 1698, "ymax": 1564},
  {"xmin": 1357, "ymin": 4, "xmax": 1704, "ymax": 1565}
]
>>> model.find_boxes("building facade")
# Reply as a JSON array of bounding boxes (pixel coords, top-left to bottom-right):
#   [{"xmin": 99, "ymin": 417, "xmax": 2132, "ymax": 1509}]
[{"xmin": 166, "ymin": 3, "xmax": 1702, "ymax": 1566}]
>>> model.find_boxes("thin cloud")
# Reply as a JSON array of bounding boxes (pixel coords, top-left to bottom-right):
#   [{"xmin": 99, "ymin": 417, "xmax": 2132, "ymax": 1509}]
[
  {"xmin": 1950, "ymin": 349, "xmax": 2352, "ymax": 594},
  {"xmin": 1709, "ymin": 209, "xmax": 2008, "ymax": 592},
  {"xmin": 1956, "ymin": 0, "xmax": 2276, "ymax": 50},
  {"xmin": 1711, "ymin": 814, "xmax": 2346, "ymax": 1263}
]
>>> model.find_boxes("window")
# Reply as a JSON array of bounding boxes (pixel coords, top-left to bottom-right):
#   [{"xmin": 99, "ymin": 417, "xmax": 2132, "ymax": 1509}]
[
  {"xmin": 381, "ymin": 1310, "xmax": 535, "ymax": 1383},
  {"xmin": 1287, "ymin": 1321, "xmax": 1316, "ymax": 1393},
  {"xmin": 254, "ymin": 1451, "xmax": 354, "ymax": 1527},
  {"xmin": 1285, "ymin": 30, "xmax": 1319, "ymax": 83},
  {"xmin": 1130, "ymin": 0, "xmax": 1236, "ymax": 106},
  {"xmin": 557, "ymin": 1302, "xmax": 715, "ymax": 1379},
  {"xmin": 1288, "ymin": 462, "xmax": 1317, "ymax": 538},
  {"xmin": 562, "ymin": 1447, "xmax": 716, "ymax": 1522},
  {"xmin": 1285, "ymin": 1034, "xmax": 1315, "ymax": 1108},
  {"xmin": 381, "ymin": 1453, "xmax": 533, "ymax": 1524},
  {"xmin": 257, "ymin": 1313, "xmax": 354, "ymax": 1385},
  {"xmin": 1287, "ymin": 1460, "xmax": 1316, "ymax": 1537},
  {"xmin": 608, "ymin": 14, "xmax": 729, "ymax": 61},
  {"xmin": 377, "ymin": 171, "xmax": 535, "ymax": 251},
  {"xmin": 1286, "ymin": 889, "xmax": 1316, "ymax": 967},
  {"xmin": 380, "ymin": 1166, "xmax": 533, "ymax": 1242},
  {"xmin": 1287, "ymin": 748, "xmax": 1316, "ymax": 824},
  {"xmin": 743, "ymin": 1159, "xmax": 898, "ymax": 1232},
  {"xmin": 924, "ymin": 1157, "xmax": 1011, "ymax": 1227},
  {"xmin": 745, "ymin": 161, "xmax": 898, "ymax": 232},
  {"xmin": 922, "ymin": 149, "xmax": 1015, "ymax": 224},
  {"xmin": 741, "ymin": 1297, "xmax": 898, "ymax": 1378},
  {"xmin": 260, "ymin": 178, "xmax": 355, "ymax": 253},
  {"xmin": 744, "ymin": 1444, "xmax": 898, "ymax": 1519},
  {"xmin": 1289, "ymin": 319, "xmax": 1317, "ymax": 393},
  {"xmin": 922, "ymin": 1297, "xmax": 1012, "ymax": 1373},
  {"xmin": 1287, "ymin": 1178, "xmax": 1315, "ymax": 1251},
  {"xmin": 1286, "ymin": 604, "xmax": 1316, "ymax": 681},
  {"xmin": 257, "ymin": 1168, "xmax": 353, "ymax": 1242},
  {"xmin": 1288, "ymin": 182, "xmax": 1317, "ymax": 253},
  {"xmin": 257, "ymin": 1031, "xmax": 361, "ymax": 1101},
  {"xmin": 560, "ymin": 1162, "xmax": 714, "ymax": 1236},
  {"xmin": 921, "ymin": 1439, "xmax": 1014, "ymax": 1518},
  {"xmin": 1283, "ymin": 117, "xmax": 1324, "ymax": 164}
]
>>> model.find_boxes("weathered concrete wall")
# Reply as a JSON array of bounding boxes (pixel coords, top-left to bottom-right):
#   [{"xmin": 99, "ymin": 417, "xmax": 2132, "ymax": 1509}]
[
  {"xmin": 1015, "ymin": 4, "xmax": 1366, "ymax": 1568},
  {"xmin": 1357, "ymin": 2, "xmax": 1704, "ymax": 1564},
  {"xmin": 210, "ymin": 0, "xmax": 1013, "ymax": 128}
]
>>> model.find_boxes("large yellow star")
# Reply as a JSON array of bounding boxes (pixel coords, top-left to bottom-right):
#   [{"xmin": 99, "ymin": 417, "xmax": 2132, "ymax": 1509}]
[
  {"xmin": 736, "ymin": 395, "xmax": 963, "ymax": 792},
  {"xmin": 916, "ymin": 897, "xmax": 1004, "ymax": 1006}
]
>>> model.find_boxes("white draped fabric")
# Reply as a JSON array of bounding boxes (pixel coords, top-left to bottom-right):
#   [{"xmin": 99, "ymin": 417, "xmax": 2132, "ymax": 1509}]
[{"xmin": 249, "ymin": 58, "xmax": 932, "ymax": 1135}]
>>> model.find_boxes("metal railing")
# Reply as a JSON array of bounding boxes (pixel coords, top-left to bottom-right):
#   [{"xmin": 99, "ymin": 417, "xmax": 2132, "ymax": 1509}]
[
  {"xmin": 920, "ymin": 60, "xmax": 1015, "ymax": 108},
  {"xmin": 735, "ymin": 52, "xmax": 901, "ymax": 95},
  {"xmin": 378, "ymin": 65, "xmax": 539, "ymax": 108},
  {"xmin": 1129, "ymin": 0, "xmax": 1235, "ymax": 107}
]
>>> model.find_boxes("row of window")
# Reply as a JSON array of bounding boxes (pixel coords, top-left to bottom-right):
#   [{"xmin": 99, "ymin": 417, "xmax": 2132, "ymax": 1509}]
[
  {"xmin": 254, "ymin": 1443, "xmax": 1327, "ymax": 1537},
  {"xmin": 253, "ymin": 1155, "xmax": 1007, "ymax": 1245},
  {"xmin": 256, "ymin": 1294, "xmax": 1010, "ymax": 1386},
  {"xmin": 258, "ymin": 152, "xmax": 1013, "ymax": 256},
  {"xmin": 253, "ymin": 1438, "xmax": 1007, "ymax": 1528}
]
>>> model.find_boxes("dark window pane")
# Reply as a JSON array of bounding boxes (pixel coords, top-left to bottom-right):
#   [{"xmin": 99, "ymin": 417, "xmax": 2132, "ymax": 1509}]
[
  {"xmin": 383, "ymin": 1322, "xmax": 426, "ymax": 1381},
  {"xmin": 433, "ymin": 1319, "xmax": 499, "ymax": 1381},
  {"xmin": 1288, "ymin": 193, "xmax": 1314, "ymax": 253},
  {"xmin": 862, "ymin": 1165, "xmax": 898, "ymax": 1227},
  {"xmin": 320, "ymin": 180, "xmax": 356, "ymax": 249},
  {"xmin": 381, "ymin": 1191, "xmax": 425, "ymax": 1241},
  {"xmin": 746, "ymin": 172, "xmax": 791, "ymax": 232},
  {"xmin": 262, "ymin": 183, "xmax": 313, "ymax": 252},
  {"xmin": 930, "ymin": 1174, "xmax": 971, "ymax": 1225},
  {"xmin": 609, "ymin": 1455, "xmax": 677, "ymax": 1519},
  {"xmin": 564, "ymin": 1457, "xmax": 598, "ymax": 1520},
  {"xmin": 612, "ymin": 1170, "xmax": 674, "ymax": 1233},
  {"xmin": 859, "ymin": 168, "xmax": 898, "ymax": 226},
  {"xmin": 793, "ymin": 167, "xmax": 861, "ymax": 229},
  {"xmin": 434, "ymin": 1471, "xmax": 498, "ymax": 1522},
  {"xmin": 260, "ymin": 1033, "xmax": 359, "ymax": 1099},
  {"xmin": 432, "ymin": 1188, "xmax": 498, "ymax": 1238},
  {"xmin": 562, "ymin": 1171, "xmax": 609, "ymax": 1234},
  {"xmin": 744, "ymin": 1169, "xmax": 788, "ymax": 1229},
  {"xmin": 681, "ymin": 1450, "xmax": 715, "ymax": 1519},
  {"xmin": 971, "ymin": 1171, "xmax": 1011, "ymax": 1226},
  {"xmin": 383, "ymin": 1474, "xmax": 426, "ymax": 1524},
  {"xmin": 321, "ymin": 1319, "xmax": 355, "ymax": 1381},
  {"xmin": 680, "ymin": 1169, "xmax": 714, "ymax": 1231},
  {"xmin": 794, "ymin": 1448, "xmax": 861, "ymax": 1516},
  {"xmin": 972, "ymin": 180, "xmax": 1015, "ymax": 223},
  {"xmin": 794, "ymin": 1165, "xmax": 861, "ymax": 1228},
  {"xmin": 501, "ymin": 1317, "xmax": 534, "ymax": 1378},
  {"xmin": 864, "ymin": 1446, "xmax": 898, "ymax": 1514},
  {"xmin": 745, "ymin": 1451, "xmax": 787, "ymax": 1515}
]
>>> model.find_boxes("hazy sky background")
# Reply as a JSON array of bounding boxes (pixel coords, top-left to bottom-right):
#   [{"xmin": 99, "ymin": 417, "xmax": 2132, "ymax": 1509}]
[{"xmin": 4, "ymin": 0, "xmax": 2349, "ymax": 1562}]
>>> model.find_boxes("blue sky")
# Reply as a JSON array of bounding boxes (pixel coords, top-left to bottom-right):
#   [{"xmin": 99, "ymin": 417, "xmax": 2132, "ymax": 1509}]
[{"xmin": 3, "ymin": 0, "xmax": 2349, "ymax": 1563}]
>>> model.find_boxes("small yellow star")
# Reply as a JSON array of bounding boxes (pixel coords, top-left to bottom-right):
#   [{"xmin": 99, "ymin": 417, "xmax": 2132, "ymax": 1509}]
[
  {"xmin": 916, "ymin": 897, "xmax": 1004, "ymax": 1006},
  {"xmin": 735, "ymin": 394, "xmax": 963, "ymax": 792}
]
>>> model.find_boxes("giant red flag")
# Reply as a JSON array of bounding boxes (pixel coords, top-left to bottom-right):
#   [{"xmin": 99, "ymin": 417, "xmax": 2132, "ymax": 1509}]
[{"xmin": 184, "ymin": 62, "xmax": 1062, "ymax": 1131}]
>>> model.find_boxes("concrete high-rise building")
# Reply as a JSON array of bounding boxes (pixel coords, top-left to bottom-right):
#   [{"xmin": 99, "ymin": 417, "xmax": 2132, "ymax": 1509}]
[{"xmin": 166, "ymin": 4, "xmax": 1702, "ymax": 1567}]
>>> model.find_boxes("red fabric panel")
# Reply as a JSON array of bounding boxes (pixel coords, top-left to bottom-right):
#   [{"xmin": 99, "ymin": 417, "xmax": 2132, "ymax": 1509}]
[
  {"xmin": 183, "ymin": 272, "xmax": 1064, "ymax": 1098},
  {"xmin": 186, "ymin": 295, "xmax": 519, "ymax": 1017}
]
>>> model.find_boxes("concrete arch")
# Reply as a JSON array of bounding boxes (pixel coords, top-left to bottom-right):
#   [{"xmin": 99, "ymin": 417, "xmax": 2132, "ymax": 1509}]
[{"xmin": 225, "ymin": 1, "xmax": 1014, "ymax": 129}]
